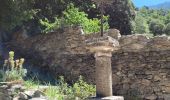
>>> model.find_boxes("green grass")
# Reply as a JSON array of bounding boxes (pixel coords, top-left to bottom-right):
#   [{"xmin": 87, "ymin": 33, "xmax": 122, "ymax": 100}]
[
  {"xmin": 44, "ymin": 84, "xmax": 64, "ymax": 100},
  {"xmin": 24, "ymin": 79, "xmax": 40, "ymax": 90},
  {"xmin": 22, "ymin": 76, "xmax": 95, "ymax": 100}
]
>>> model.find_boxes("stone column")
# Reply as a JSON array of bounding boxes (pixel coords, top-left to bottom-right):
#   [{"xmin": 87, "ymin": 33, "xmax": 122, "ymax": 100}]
[
  {"xmin": 95, "ymin": 50, "xmax": 113, "ymax": 97},
  {"xmin": 86, "ymin": 36, "xmax": 120, "ymax": 98}
]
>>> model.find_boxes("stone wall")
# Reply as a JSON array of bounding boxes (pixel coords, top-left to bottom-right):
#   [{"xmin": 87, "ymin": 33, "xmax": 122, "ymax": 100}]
[{"xmin": 8, "ymin": 27, "xmax": 170, "ymax": 99}]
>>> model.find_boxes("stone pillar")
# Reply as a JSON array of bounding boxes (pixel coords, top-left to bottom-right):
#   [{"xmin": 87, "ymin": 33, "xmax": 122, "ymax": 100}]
[
  {"xmin": 95, "ymin": 51, "xmax": 113, "ymax": 97},
  {"xmin": 86, "ymin": 36, "xmax": 120, "ymax": 98}
]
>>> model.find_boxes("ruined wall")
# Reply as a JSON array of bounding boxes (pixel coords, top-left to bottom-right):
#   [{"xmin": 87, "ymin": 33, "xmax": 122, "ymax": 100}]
[
  {"xmin": 112, "ymin": 35, "xmax": 170, "ymax": 99},
  {"xmin": 9, "ymin": 27, "xmax": 170, "ymax": 99}
]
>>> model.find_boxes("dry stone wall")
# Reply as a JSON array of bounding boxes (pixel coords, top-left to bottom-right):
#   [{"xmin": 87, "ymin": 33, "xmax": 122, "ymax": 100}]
[{"xmin": 8, "ymin": 27, "xmax": 170, "ymax": 99}]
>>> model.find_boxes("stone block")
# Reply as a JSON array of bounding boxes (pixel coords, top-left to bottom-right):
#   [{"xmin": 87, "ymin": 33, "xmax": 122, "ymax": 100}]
[
  {"xmin": 144, "ymin": 95, "xmax": 157, "ymax": 100},
  {"xmin": 89, "ymin": 96, "xmax": 124, "ymax": 100}
]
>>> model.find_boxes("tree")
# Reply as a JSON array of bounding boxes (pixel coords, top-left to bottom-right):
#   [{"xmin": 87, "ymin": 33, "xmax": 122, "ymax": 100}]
[
  {"xmin": 165, "ymin": 11, "xmax": 170, "ymax": 24},
  {"xmin": 164, "ymin": 23, "xmax": 170, "ymax": 35},
  {"xmin": 0, "ymin": 0, "xmax": 35, "ymax": 32},
  {"xmin": 149, "ymin": 20, "xmax": 165, "ymax": 36},
  {"xmin": 40, "ymin": 4, "xmax": 109, "ymax": 34},
  {"xmin": 134, "ymin": 14, "xmax": 149, "ymax": 34}
]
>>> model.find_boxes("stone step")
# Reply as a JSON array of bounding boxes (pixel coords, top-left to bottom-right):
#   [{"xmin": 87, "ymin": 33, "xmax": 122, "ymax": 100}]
[{"xmin": 89, "ymin": 96, "xmax": 124, "ymax": 100}]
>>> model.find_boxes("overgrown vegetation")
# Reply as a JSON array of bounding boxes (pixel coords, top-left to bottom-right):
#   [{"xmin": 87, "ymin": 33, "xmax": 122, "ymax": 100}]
[
  {"xmin": 44, "ymin": 76, "xmax": 95, "ymax": 100},
  {"xmin": 24, "ymin": 76, "xmax": 95, "ymax": 100},
  {"xmin": 0, "ymin": 0, "xmax": 135, "ymax": 35},
  {"xmin": 0, "ymin": 51, "xmax": 27, "ymax": 82},
  {"xmin": 0, "ymin": 51, "xmax": 95, "ymax": 99},
  {"xmin": 134, "ymin": 7, "xmax": 170, "ymax": 35},
  {"xmin": 40, "ymin": 4, "xmax": 109, "ymax": 34},
  {"xmin": 0, "ymin": 0, "xmax": 36, "ymax": 31}
]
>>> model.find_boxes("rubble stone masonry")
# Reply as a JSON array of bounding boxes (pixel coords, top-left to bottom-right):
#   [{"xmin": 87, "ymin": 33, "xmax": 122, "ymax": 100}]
[{"xmin": 9, "ymin": 26, "xmax": 170, "ymax": 99}]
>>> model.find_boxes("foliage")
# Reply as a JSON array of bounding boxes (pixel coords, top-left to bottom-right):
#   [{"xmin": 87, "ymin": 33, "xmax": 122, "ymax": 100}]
[
  {"xmin": 134, "ymin": 14, "xmax": 149, "ymax": 34},
  {"xmin": 44, "ymin": 76, "xmax": 95, "ymax": 100},
  {"xmin": 149, "ymin": 20, "xmax": 165, "ymax": 36},
  {"xmin": 0, "ymin": 0, "xmax": 36, "ymax": 32},
  {"xmin": 72, "ymin": 76, "xmax": 95, "ymax": 99},
  {"xmin": 0, "ymin": 51, "xmax": 27, "ymax": 82},
  {"xmin": 39, "ymin": 3, "xmax": 109, "ymax": 34},
  {"xmin": 0, "ymin": 0, "xmax": 136, "ymax": 35},
  {"xmin": 0, "ymin": 0, "xmax": 97, "ymax": 33},
  {"xmin": 134, "ymin": 7, "xmax": 170, "ymax": 36},
  {"xmin": 24, "ymin": 79, "xmax": 40, "ymax": 90},
  {"xmin": 164, "ymin": 23, "xmax": 170, "ymax": 35},
  {"xmin": 44, "ymin": 84, "xmax": 63, "ymax": 100},
  {"xmin": 40, "ymin": 17, "xmax": 61, "ymax": 33},
  {"xmin": 2, "ymin": 69, "xmax": 27, "ymax": 82},
  {"xmin": 63, "ymin": 3, "xmax": 107, "ymax": 33}
]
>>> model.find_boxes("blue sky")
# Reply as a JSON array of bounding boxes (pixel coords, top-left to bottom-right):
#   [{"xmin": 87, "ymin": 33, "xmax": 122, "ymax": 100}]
[{"xmin": 132, "ymin": 0, "xmax": 170, "ymax": 7}]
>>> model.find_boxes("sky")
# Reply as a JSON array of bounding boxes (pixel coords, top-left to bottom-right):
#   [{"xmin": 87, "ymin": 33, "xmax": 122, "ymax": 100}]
[{"xmin": 132, "ymin": 0, "xmax": 170, "ymax": 7}]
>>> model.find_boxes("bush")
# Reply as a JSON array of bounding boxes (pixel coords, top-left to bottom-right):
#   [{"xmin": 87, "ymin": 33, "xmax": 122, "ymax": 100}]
[
  {"xmin": 40, "ymin": 17, "xmax": 61, "ymax": 33},
  {"xmin": 44, "ymin": 76, "xmax": 95, "ymax": 100},
  {"xmin": 0, "ymin": 51, "xmax": 27, "ymax": 82},
  {"xmin": 164, "ymin": 23, "xmax": 170, "ymax": 35},
  {"xmin": 44, "ymin": 84, "xmax": 64, "ymax": 100},
  {"xmin": 134, "ymin": 14, "xmax": 149, "ymax": 34},
  {"xmin": 149, "ymin": 19, "xmax": 165, "ymax": 36},
  {"xmin": 63, "ymin": 3, "xmax": 109, "ymax": 34},
  {"xmin": 71, "ymin": 76, "xmax": 95, "ymax": 99}
]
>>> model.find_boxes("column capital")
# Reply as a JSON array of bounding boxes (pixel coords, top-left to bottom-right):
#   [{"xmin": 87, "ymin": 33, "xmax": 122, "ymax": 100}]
[
  {"xmin": 86, "ymin": 36, "xmax": 119, "ymax": 53},
  {"xmin": 95, "ymin": 49, "xmax": 112, "ymax": 58}
]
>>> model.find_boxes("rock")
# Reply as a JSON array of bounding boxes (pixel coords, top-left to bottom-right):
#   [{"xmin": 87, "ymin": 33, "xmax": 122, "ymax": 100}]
[
  {"xmin": 163, "ymin": 94, "xmax": 170, "ymax": 100},
  {"xmin": 147, "ymin": 36, "xmax": 170, "ymax": 51},
  {"xmin": 11, "ymin": 84, "xmax": 23, "ymax": 89},
  {"xmin": 0, "ymin": 85, "xmax": 8, "ymax": 89},
  {"xmin": 33, "ymin": 90, "xmax": 45, "ymax": 97},
  {"xmin": 89, "ymin": 96, "xmax": 124, "ymax": 100},
  {"xmin": 18, "ymin": 92, "xmax": 28, "ymax": 100},
  {"xmin": 29, "ymin": 97, "xmax": 48, "ymax": 100},
  {"xmin": 0, "ymin": 92, "xmax": 12, "ymax": 100},
  {"xmin": 144, "ymin": 95, "xmax": 157, "ymax": 100},
  {"xmin": 119, "ymin": 35, "xmax": 149, "ymax": 51},
  {"xmin": 108, "ymin": 29, "xmax": 121, "ymax": 40},
  {"xmin": 24, "ymin": 90, "xmax": 35, "ymax": 97},
  {"xmin": 153, "ymin": 75, "xmax": 161, "ymax": 82},
  {"xmin": 13, "ymin": 96, "xmax": 20, "ymax": 100},
  {"xmin": 141, "ymin": 79, "xmax": 151, "ymax": 86}
]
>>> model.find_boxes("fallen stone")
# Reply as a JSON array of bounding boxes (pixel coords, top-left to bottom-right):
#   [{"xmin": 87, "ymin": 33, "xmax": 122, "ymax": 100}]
[
  {"xmin": 33, "ymin": 90, "xmax": 45, "ymax": 97},
  {"xmin": 13, "ymin": 96, "xmax": 19, "ymax": 100},
  {"xmin": 29, "ymin": 97, "xmax": 48, "ymax": 100},
  {"xmin": 24, "ymin": 90, "xmax": 35, "ymax": 97},
  {"xmin": 18, "ymin": 92, "xmax": 28, "ymax": 100},
  {"xmin": 11, "ymin": 84, "xmax": 23, "ymax": 89},
  {"xmin": 144, "ymin": 95, "xmax": 157, "ymax": 100},
  {"xmin": 0, "ymin": 92, "xmax": 12, "ymax": 100}
]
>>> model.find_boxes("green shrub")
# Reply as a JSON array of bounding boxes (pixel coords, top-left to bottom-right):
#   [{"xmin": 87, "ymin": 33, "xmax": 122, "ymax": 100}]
[
  {"xmin": 3, "ymin": 69, "xmax": 27, "ymax": 82},
  {"xmin": 44, "ymin": 76, "xmax": 95, "ymax": 100},
  {"xmin": 40, "ymin": 17, "xmax": 61, "ymax": 33},
  {"xmin": 44, "ymin": 84, "xmax": 64, "ymax": 100},
  {"xmin": 40, "ymin": 3, "xmax": 109, "ymax": 34},
  {"xmin": 149, "ymin": 19, "xmax": 165, "ymax": 36},
  {"xmin": 63, "ymin": 3, "xmax": 109, "ymax": 34},
  {"xmin": 24, "ymin": 79, "xmax": 40, "ymax": 90},
  {"xmin": 134, "ymin": 14, "xmax": 149, "ymax": 34},
  {"xmin": 0, "ymin": 51, "xmax": 27, "ymax": 82},
  {"xmin": 164, "ymin": 23, "xmax": 170, "ymax": 35},
  {"xmin": 71, "ymin": 76, "xmax": 95, "ymax": 99}
]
